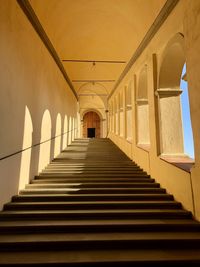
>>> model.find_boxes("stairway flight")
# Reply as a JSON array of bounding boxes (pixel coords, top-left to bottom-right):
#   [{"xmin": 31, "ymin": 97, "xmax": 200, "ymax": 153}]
[{"xmin": 0, "ymin": 138, "xmax": 200, "ymax": 266}]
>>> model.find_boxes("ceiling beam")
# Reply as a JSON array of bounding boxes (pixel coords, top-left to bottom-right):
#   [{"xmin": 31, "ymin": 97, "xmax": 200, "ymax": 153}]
[
  {"xmin": 17, "ymin": 0, "xmax": 78, "ymax": 100},
  {"xmin": 79, "ymin": 94, "xmax": 108, "ymax": 96},
  {"xmin": 62, "ymin": 59, "xmax": 126, "ymax": 64},
  {"xmin": 108, "ymin": 0, "xmax": 180, "ymax": 99},
  {"xmin": 72, "ymin": 80, "xmax": 115, "ymax": 83}
]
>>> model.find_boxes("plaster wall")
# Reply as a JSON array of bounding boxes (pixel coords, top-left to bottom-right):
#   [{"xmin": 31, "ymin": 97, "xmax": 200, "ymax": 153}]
[
  {"xmin": 137, "ymin": 104, "xmax": 150, "ymax": 145},
  {"xmin": 159, "ymin": 95, "xmax": 184, "ymax": 154},
  {"xmin": 0, "ymin": 1, "xmax": 77, "ymax": 209},
  {"xmin": 109, "ymin": 1, "xmax": 197, "ymax": 217},
  {"xmin": 126, "ymin": 109, "xmax": 132, "ymax": 140},
  {"xmin": 184, "ymin": 0, "xmax": 200, "ymax": 220}
]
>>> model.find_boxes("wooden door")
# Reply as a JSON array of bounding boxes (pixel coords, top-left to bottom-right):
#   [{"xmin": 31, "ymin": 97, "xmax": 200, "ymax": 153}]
[{"xmin": 83, "ymin": 112, "xmax": 100, "ymax": 138}]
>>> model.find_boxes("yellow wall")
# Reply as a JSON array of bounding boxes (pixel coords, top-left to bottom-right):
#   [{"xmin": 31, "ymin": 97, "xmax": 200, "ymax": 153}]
[
  {"xmin": 108, "ymin": 1, "xmax": 199, "ymax": 218},
  {"xmin": 0, "ymin": 1, "xmax": 78, "ymax": 209}
]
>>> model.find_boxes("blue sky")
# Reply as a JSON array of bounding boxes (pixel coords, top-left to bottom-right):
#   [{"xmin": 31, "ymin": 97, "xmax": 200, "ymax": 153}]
[{"xmin": 180, "ymin": 64, "xmax": 194, "ymax": 159}]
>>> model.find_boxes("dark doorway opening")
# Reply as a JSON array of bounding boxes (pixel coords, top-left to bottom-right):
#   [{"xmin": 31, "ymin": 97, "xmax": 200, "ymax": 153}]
[{"xmin": 87, "ymin": 128, "xmax": 95, "ymax": 138}]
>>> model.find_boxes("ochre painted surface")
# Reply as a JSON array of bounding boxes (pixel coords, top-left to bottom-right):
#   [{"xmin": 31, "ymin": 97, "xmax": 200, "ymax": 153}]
[
  {"xmin": 1, "ymin": 0, "xmax": 200, "ymax": 223},
  {"xmin": 0, "ymin": 0, "xmax": 77, "ymax": 209}
]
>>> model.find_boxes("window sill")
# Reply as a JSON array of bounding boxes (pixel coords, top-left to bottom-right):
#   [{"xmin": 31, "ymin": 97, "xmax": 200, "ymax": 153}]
[
  {"xmin": 137, "ymin": 144, "xmax": 150, "ymax": 152},
  {"xmin": 126, "ymin": 138, "xmax": 132, "ymax": 144},
  {"xmin": 160, "ymin": 155, "xmax": 194, "ymax": 173}
]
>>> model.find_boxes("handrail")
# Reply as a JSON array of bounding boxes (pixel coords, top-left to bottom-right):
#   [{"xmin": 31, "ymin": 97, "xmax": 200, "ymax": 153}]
[{"xmin": 0, "ymin": 128, "xmax": 77, "ymax": 161}]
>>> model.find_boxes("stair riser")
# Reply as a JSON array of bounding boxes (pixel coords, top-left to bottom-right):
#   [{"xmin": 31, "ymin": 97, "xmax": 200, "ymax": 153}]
[
  {"xmin": 1, "ymin": 239, "xmax": 200, "ymax": 252},
  {"xmin": 0, "ymin": 223, "xmax": 200, "ymax": 234},
  {"xmin": 0, "ymin": 212, "xmax": 191, "ymax": 220},
  {"xmin": 26, "ymin": 183, "xmax": 160, "ymax": 189},
  {"xmin": 12, "ymin": 195, "xmax": 174, "ymax": 202},
  {"xmin": 4, "ymin": 203, "xmax": 182, "ymax": 211},
  {"xmin": 33, "ymin": 178, "xmax": 153, "ymax": 182}
]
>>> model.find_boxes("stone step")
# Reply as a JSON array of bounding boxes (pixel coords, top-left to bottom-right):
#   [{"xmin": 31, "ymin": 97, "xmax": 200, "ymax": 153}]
[
  {"xmin": 26, "ymin": 182, "xmax": 160, "ymax": 189},
  {"xmin": 32, "ymin": 178, "xmax": 155, "ymax": 183},
  {"xmin": 0, "ymin": 248, "xmax": 200, "ymax": 266},
  {"xmin": 45, "ymin": 166, "xmax": 141, "ymax": 169},
  {"xmin": 0, "ymin": 209, "xmax": 192, "ymax": 220},
  {"xmin": 19, "ymin": 188, "xmax": 166, "ymax": 195},
  {"xmin": 37, "ymin": 173, "xmax": 150, "ymax": 177},
  {"xmin": 0, "ymin": 231, "xmax": 200, "ymax": 252},
  {"xmin": 12, "ymin": 193, "xmax": 174, "ymax": 202},
  {"xmin": 41, "ymin": 170, "xmax": 146, "ymax": 174},
  {"xmin": 0, "ymin": 218, "xmax": 198, "ymax": 234},
  {"xmin": 4, "ymin": 200, "xmax": 182, "ymax": 211}
]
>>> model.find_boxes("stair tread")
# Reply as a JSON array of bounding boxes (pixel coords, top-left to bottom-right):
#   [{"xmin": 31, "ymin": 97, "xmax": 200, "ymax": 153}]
[
  {"xmin": 0, "ymin": 249, "xmax": 200, "ymax": 265},
  {"xmin": 0, "ymin": 138, "xmax": 198, "ymax": 265},
  {"xmin": 0, "ymin": 218, "xmax": 197, "ymax": 226},
  {"xmin": 1, "ymin": 231, "xmax": 200, "ymax": 243},
  {"xmin": 0, "ymin": 209, "xmax": 189, "ymax": 214}
]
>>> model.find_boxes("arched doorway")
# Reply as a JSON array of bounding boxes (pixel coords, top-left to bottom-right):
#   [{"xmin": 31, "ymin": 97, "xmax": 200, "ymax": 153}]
[{"xmin": 83, "ymin": 111, "xmax": 100, "ymax": 138}]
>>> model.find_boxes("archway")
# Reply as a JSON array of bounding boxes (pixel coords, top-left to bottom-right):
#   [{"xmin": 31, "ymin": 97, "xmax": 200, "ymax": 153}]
[
  {"xmin": 157, "ymin": 33, "xmax": 185, "ymax": 155},
  {"xmin": 83, "ymin": 111, "xmax": 100, "ymax": 138},
  {"xmin": 136, "ymin": 65, "xmax": 150, "ymax": 146}
]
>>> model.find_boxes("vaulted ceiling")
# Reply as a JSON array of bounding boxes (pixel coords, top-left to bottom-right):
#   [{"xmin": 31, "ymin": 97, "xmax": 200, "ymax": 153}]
[{"xmin": 30, "ymin": 0, "xmax": 166, "ymax": 100}]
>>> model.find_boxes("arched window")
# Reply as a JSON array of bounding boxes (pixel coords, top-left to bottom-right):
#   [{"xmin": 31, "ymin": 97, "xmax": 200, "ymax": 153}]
[
  {"xmin": 136, "ymin": 65, "xmax": 150, "ymax": 147},
  {"xmin": 180, "ymin": 64, "xmax": 194, "ymax": 159},
  {"xmin": 114, "ymin": 97, "xmax": 118, "ymax": 135},
  {"xmin": 119, "ymin": 91, "xmax": 124, "ymax": 137},
  {"xmin": 125, "ymin": 82, "xmax": 132, "ymax": 141},
  {"xmin": 157, "ymin": 33, "xmax": 185, "ymax": 155}
]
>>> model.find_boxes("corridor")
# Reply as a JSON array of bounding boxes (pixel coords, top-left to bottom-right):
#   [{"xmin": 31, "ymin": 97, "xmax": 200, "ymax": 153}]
[{"xmin": 0, "ymin": 139, "xmax": 200, "ymax": 265}]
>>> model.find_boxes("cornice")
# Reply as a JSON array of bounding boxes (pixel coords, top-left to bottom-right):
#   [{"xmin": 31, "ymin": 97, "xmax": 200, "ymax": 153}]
[{"xmin": 108, "ymin": 0, "xmax": 179, "ymax": 100}]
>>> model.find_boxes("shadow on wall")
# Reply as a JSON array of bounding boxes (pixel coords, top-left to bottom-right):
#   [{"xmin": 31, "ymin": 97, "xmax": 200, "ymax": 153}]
[
  {"xmin": 0, "ymin": 105, "xmax": 77, "ymax": 210},
  {"xmin": 38, "ymin": 110, "xmax": 51, "ymax": 173},
  {"xmin": 54, "ymin": 113, "xmax": 62, "ymax": 158}
]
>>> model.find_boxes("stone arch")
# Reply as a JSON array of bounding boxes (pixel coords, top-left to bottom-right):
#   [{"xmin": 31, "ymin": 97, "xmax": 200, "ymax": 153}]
[
  {"xmin": 82, "ymin": 111, "xmax": 101, "ymax": 138},
  {"xmin": 125, "ymin": 81, "xmax": 132, "ymax": 141},
  {"xmin": 157, "ymin": 33, "xmax": 185, "ymax": 155},
  {"xmin": 136, "ymin": 65, "xmax": 150, "ymax": 146},
  {"xmin": 159, "ymin": 33, "xmax": 185, "ymax": 89},
  {"xmin": 119, "ymin": 91, "xmax": 124, "ymax": 137}
]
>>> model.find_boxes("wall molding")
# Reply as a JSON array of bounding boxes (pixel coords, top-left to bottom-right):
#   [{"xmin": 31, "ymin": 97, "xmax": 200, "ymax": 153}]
[
  {"xmin": 17, "ymin": 0, "xmax": 78, "ymax": 100},
  {"xmin": 108, "ymin": 0, "xmax": 179, "ymax": 99}
]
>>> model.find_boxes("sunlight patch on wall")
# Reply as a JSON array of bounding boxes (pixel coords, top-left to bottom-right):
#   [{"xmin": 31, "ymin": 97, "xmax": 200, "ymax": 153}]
[{"xmin": 19, "ymin": 106, "xmax": 33, "ymax": 190}]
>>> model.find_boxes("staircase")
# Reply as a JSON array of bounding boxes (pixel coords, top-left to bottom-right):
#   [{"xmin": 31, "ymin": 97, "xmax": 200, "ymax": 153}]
[{"xmin": 0, "ymin": 138, "xmax": 200, "ymax": 266}]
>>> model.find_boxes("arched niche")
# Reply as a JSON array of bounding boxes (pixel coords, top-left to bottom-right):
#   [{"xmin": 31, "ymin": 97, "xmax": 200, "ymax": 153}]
[
  {"xmin": 136, "ymin": 65, "xmax": 150, "ymax": 146},
  {"xmin": 157, "ymin": 33, "xmax": 185, "ymax": 155},
  {"xmin": 82, "ymin": 111, "xmax": 101, "ymax": 138}
]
